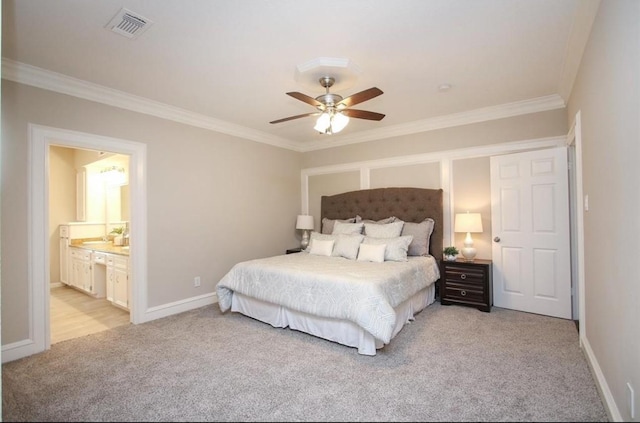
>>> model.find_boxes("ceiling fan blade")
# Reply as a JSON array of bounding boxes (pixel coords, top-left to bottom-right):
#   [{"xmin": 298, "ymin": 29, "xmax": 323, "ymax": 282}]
[
  {"xmin": 337, "ymin": 87, "xmax": 383, "ymax": 108},
  {"xmin": 270, "ymin": 112, "xmax": 320, "ymax": 124},
  {"xmin": 341, "ymin": 109, "xmax": 385, "ymax": 121},
  {"xmin": 286, "ymin": 92, "xmax": 324, "ymax": 108}
]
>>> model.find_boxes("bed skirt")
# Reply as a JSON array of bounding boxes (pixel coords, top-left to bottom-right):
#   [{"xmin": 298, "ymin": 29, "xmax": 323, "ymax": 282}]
[{"xmin": 230, "ymin": 284, "xmax": 436, "ymax": 356}]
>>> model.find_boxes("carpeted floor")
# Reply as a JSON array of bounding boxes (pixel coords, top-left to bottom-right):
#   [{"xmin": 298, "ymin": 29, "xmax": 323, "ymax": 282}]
[{"xmin": 2, "ymin": 302, "xmax": 609, "ymax": 422}]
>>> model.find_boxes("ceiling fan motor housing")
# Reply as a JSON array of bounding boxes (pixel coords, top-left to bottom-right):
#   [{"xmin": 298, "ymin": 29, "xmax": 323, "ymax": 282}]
[{"xmin": 315, "ymin": 93, "xmax": 343, "ymax": 108}]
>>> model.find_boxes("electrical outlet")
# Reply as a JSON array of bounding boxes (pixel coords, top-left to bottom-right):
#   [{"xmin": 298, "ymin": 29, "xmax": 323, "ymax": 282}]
[
  {"xmin": 194, "ymin": 276, "xmax": 201, "ymax": 287},
  {"xmin": 628, "ymin": 382, "xmax": 635, "ymax": 419}
]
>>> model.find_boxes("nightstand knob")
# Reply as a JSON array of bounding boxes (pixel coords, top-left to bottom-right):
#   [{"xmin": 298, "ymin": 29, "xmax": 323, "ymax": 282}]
[
  {"xmin": 460, "ymin": 273, "xmax": 467, "ymax": 280},
  {"xmin": 461, "ymin": 290, "xmax": 467, "ymax": 296}
]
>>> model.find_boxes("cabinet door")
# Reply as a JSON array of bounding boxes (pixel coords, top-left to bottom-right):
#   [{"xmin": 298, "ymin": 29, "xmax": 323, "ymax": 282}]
[
  {"xmin": 81, "ymin": 260, "xmax": 92, "ymax": 293},
  {"xmin": 113, "ymin": 266, "xmax": 128, "ymax": 309},
  {"xmin": 106, "ymin": 258, "xmax": 115, "ymax": 302}
]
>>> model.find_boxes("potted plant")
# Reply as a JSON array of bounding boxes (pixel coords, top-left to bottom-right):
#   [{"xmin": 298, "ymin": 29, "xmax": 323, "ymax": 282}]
[
  {"xmin": 110, "ymin": 227, "xmax": 124, "ymax": 245},
  {"xmin": 443, "ymin": 246, "xmax": 459, "ymax": 261}
]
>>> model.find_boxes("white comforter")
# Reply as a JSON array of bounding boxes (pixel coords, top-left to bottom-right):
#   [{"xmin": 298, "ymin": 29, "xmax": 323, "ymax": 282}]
[{"xmin": 216, "ymin": 253, "xmax": 440, "ymax": 343}]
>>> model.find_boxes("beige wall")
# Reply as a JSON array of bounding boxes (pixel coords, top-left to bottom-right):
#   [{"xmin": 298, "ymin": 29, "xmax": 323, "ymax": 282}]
[
  {"xmin": 567, "ymin": 1, "xmax": 640, "ymax": 420},
  {"xmin": 452, "ymin": 157, "xmax": 492, "ymax": 260},
  {"xmin": 370, "ymin": 162, "xmax": 441, "ymax": 190},
  {"xmin": 1, "ymin": 80, "xmax": 301, "ymax": 344}
]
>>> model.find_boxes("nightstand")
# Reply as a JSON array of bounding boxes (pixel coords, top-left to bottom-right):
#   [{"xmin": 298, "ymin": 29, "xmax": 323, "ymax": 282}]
[
  {"xmin": 286, "ymin": 248, "xmax": 302, "ymax": 254},
  {"xmin": 440, "ymin": 258, "xmax": 493, "ymax": 312}
]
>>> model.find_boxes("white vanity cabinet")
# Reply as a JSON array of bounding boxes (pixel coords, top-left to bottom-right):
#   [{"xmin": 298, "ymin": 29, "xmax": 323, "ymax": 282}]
[
  {"xmin": 69, "ymin": 247, "xmax": 92, "ymax": 293},
  {"xmin": 106, "ymin": 254, "xmax": 129, "ymax": 310}
]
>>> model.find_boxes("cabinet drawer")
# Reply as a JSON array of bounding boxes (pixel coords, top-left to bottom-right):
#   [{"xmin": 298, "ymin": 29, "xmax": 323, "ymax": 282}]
[
  {"xmin": 70, "ymin": 248, "xmax": 91, "ymax": 261},
  {"xmin": 444, "ymin": 266, "xmax": 485, "ymax": 284},
  {"xmin": 443, "ymin": 285, "xmax": 485, "ymax": 303},
  {"xmin": 93, "ymin": 251, "xmax": 107, "ymax": 264}
]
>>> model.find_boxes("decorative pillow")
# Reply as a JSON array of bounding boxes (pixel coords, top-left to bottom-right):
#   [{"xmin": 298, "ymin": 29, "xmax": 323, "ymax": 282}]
[
  {"xmin": 356, "ymin": 243, "xmax": 386, "ymax": 263},
  {"xmin": 332, "ymin": 233, "xmax": 365, "ymax": 260},
  {"xmin": 321, "ymin": 217, "xmax": 356, "ymax": 235},
  {"xmin": 332, "ymin": 221, "xmax": 365, "ymax": 235},
  {"xmin": 363, "ymin": 220, "xmax": 404, "ymax": 238},
  {"xmin": 307, "ymin": 232, "xmax": 337, "ymax": 252},
  {"xmin": 356, "ymin": 216, "xmax": 396, "ymax": 225},
  {"xmin": 309, "ymin": 239, "xmax": 335, "ymax": 256},
  {"xmin": 363, "ymin": 235, "xmax": 413, "ymax": 262},
  {"xmin": 401, "ymin": 218, "xmax": 435, "ymax": 256}
]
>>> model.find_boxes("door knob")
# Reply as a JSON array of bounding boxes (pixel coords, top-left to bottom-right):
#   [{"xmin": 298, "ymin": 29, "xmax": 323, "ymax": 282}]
[{"xmin": 494, "ymin": 236, "xmax": 501, "ymax": 242}]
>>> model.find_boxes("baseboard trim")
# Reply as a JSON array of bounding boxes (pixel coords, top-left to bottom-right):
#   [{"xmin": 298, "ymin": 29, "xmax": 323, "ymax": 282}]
[
  {"xmin": 581, "ymin": 334, "xmax": 623, "ymax": 421},
  {"xmin": 141, "ymin": 292, "xmax": 217, "ymax": 323},
  {"xmin": 2, "ymin": 339, "xmax": 39, "ymax": 364}
]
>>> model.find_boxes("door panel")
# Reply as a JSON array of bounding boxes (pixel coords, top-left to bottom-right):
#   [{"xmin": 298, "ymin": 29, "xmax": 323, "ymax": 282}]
[{"xmin": 491, "ymin": 147, "xmax": 571, "ymax": 319}]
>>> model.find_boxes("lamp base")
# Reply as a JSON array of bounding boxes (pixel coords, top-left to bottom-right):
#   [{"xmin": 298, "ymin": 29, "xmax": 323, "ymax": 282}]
[
  {"xmin": 461, "ymin": 247, "xmax": 477, "ymax": 261},
  {"xmin": 461, "ymin": 232, "xmax": 477, "ymax": 261},
  {"xmin": 301, "ymin": 230, "xmax": 310, "ymax": 250}
]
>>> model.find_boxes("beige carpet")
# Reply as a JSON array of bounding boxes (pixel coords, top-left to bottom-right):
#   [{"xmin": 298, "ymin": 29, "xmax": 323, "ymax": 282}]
[{"xmin": 3, "ymin": 302, "xmax": 608, "ymax": 422}]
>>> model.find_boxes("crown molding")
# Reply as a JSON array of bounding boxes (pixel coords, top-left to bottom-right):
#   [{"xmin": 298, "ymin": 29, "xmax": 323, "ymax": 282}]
[
  {"xmin": 3, "ymin": 58, "xmax": 566, "ymax": 153},
  {"xmin": 299, "ymin": 94, "xmax": 566, "ymax": 152},
  {"xmin": 1, "ymin": 58, "xmax": 302, "ymax": 151}
]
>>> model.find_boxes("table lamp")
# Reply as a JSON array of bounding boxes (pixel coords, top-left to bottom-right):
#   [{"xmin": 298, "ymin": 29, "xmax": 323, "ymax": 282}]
[
  {"xmin": 296, "ymin": 215, "xmax": 314, "ymax": 250},
  {"xmin": 454, "ymin": 212, "xmax": 483, "ymax": 261}
]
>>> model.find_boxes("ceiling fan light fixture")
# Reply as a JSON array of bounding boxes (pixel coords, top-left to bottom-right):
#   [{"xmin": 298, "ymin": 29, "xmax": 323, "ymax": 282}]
[
  {"xmin": 314, "ymin": 110, "xmax": 349, "ymax": 135},
  {"xmin": 331, "ymin": 111, "xmax": 349, "ymax": 133}
]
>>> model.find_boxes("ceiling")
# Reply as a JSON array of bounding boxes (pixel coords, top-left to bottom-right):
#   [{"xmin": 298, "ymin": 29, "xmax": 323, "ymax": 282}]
[{"xmin": 2, "ymin": 0, "xmax": 595, "ymax": 151}]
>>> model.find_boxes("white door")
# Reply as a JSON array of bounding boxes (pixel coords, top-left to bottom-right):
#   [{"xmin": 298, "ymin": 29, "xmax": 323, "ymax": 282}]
[{"xmin": 490, "ymin": 147, "xmax": 572, "ymax": 319}]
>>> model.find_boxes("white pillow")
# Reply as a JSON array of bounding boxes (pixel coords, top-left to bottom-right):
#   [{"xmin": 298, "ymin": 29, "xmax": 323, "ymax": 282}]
[
  {"xmin": 309, "ymin": 239, "xmax": 335, "ymax": 256},
  {"xmin": 363, "ymin": 235, "xmax": 413, "ymax": 262},
  {"xmin": 357, "ymin": 243, "xmax": 386, "ymax": 263},
  {"xmin": 364, "ymin": 220, "xmax": 404, "ymax": 238},
  {"xmin": 307, "ymin": 232, "xmax": 337, "ymax": 252},
  {"xmin": 332, "ymin": 233, "xmax": 364, "ymax": 260},
  {"xmin": 332, "ymin": 221, "xmax": 364, "ymax": 235}
]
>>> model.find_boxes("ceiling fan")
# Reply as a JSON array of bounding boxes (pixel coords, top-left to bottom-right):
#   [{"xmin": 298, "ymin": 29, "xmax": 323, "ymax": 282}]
[{"xmin": 270, "ymin": 76, "xmax": 385, "ymax": 134}]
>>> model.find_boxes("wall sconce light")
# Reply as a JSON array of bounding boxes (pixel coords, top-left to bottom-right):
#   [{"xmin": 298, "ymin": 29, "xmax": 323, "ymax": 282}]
[{"xmin": 101, "ymin": 166, "xmax": 127, "ymax": 186}]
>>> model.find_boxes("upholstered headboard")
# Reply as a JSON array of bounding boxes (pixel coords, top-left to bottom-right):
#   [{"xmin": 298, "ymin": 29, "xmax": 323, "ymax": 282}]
[{"xmin": 321, "ymin": 187, "xmax": 444, "ymax": 262}]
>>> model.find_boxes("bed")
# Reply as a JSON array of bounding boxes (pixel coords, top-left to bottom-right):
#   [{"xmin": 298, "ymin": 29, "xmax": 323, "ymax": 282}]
[{"xmin": 216, "ymin": 187, "xmax": 443, "ymax": 355}]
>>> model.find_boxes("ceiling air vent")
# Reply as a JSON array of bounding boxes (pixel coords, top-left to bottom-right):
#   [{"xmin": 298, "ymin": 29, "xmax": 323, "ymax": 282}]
[{"xmin": 105, "ymin": 8, "xmax": 153, "ymax": 40}]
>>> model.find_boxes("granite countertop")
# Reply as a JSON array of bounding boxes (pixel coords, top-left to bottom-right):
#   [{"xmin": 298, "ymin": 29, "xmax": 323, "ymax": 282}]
[{"xmin": 70, "ymin": 239, "xmax": 130, "ymax": 256}]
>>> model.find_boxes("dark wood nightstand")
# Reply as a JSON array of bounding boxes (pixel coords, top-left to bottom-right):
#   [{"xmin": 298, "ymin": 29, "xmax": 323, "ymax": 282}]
[
  {"xmin": 440, "ymin": 258, "xmax": 493, "ymax": 312},
  {"xmin": 286, "ymin": 248, "xmax": 302, "ymax": 254}
]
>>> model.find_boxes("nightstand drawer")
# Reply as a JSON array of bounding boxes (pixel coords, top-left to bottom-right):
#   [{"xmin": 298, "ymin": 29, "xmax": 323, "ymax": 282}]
[
  {"xmin": 444, "ymin": 283, "xmax": 484, "ymax": 303},
  {"xmin": 444, "ymin": 265, "xmax": 485, "ymax": 284}
]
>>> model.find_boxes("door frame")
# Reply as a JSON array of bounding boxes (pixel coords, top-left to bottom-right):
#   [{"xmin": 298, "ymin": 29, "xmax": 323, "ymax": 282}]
[
  {"xmin": 567, "ymin": 111, "xmax": 586, "ymax": 343},
  {"xmin": 28, "ymin": 124, "xmax": 148, "ymax": 355}
]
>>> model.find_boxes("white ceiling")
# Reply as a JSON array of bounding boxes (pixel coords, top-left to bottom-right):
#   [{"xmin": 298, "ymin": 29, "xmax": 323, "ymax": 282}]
[{"xmin": 2, "ymin": 0, "xmax": 594, "ymax": 151}]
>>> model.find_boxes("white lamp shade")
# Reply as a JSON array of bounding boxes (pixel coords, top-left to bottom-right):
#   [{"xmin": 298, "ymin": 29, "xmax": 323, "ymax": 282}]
[
  {"xmin": 330, "ymin": 112, "xmax": 349, "ymax": 133},
  {"xmin": 313, "ymin": 111, "xmax": 349, "ymax": 134},
  {"xmin": 313, "ymin": 113, "xmax": 331, "ymax": 133},
  {"xmin": 454, "ymin": 212, "xmax": 483, "ymax": 233},
  {"xmin": 296, "ymin": 215, "xmax": 314, "ymax": 230}
]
